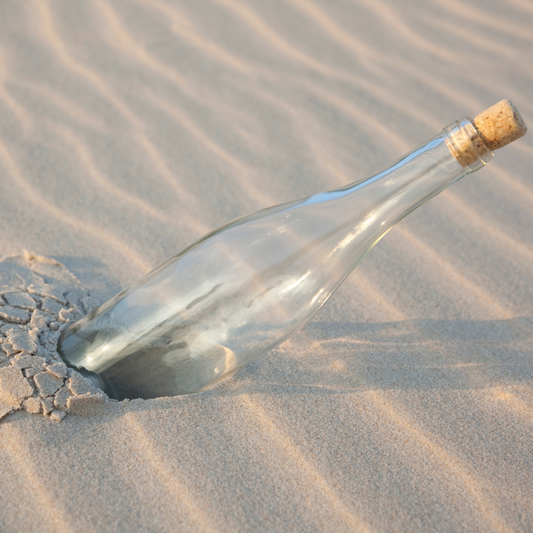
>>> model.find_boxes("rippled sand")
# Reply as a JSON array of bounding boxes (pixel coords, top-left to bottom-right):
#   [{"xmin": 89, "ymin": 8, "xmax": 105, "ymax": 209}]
[{"xmin": 0, "ymin": 0, "xmax": 532, "ymax": 531}]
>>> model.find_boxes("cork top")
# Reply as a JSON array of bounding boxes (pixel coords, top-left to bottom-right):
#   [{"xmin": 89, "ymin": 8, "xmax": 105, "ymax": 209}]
[
  {"xmin": 446, "ymin": 99, "xmax": 527, "ymax": 167},
  {"xmin": 473, "ymin": 100, "xmax": 527, "ymax": 151}
]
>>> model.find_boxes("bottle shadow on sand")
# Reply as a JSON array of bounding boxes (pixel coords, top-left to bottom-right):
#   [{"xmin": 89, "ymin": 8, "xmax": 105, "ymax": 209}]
[
  {"xmin": 20, "ymin": 316, "xmax": 528, "ymax": 422},
  {"xmin": 218, "ymin": 317, "xmax": 533, "ymax": 397}
]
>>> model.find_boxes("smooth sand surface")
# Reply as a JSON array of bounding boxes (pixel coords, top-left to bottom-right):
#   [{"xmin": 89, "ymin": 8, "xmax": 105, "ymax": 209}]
[{"xmin": 1, "ymin": 0, "xmax": 532, "ymax": 531}]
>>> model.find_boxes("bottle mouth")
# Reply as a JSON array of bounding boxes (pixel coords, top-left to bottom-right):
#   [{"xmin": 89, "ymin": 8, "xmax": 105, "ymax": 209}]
[{"xmin": 444, "ymin": 118, "xmax": 493, "ymax": 171}]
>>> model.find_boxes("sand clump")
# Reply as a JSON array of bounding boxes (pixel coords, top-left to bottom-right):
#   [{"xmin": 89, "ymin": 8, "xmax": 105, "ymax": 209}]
[{"xmin": 0, "ymin": 252, "xmax": 106, "ymax": 422}]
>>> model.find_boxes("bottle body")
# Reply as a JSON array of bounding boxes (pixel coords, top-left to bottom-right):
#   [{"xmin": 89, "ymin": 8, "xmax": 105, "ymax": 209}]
[{"xmin": 58, "ymin": 119, "xmax": 491, "ymax": 400}]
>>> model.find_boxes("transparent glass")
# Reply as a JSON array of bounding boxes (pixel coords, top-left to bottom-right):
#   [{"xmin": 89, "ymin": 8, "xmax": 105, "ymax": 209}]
[{"xmin": 58, "ymin": 119, "xmax": 492, "ymax": 400}]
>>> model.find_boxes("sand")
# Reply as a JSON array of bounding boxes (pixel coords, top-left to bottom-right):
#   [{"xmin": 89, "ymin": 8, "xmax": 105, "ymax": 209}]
[
  {"xmin": 0, "ymin": 252, "xmax": 106, "ymax": 422},
  {"xmin": 0, "ymin": 0, "xmax": 532, "ymax": 531}
]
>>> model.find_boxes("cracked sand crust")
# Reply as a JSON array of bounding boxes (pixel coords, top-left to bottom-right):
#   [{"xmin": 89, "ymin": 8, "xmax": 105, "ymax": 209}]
[{"xmin": 0, "ymin": 252, "xmax": 106, "ymax": 422}]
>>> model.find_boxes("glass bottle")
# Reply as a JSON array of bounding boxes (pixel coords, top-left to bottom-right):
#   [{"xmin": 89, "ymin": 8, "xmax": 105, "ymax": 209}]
[{"xmin": 58, "ymin": 102, "xmax": 526, "ymax": 400}]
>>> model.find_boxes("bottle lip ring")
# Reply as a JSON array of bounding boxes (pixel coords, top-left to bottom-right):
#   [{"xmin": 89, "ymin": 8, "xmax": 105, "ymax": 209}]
[{"xmin": 444, "ymin": 117, "xmax": 493, "ymax": 170}]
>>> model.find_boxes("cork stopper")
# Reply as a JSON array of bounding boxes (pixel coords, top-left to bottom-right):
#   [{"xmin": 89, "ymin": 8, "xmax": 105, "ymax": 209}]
[
  {"xmin": 446, "ymin": 100, "xmax": 527, "ymax": 167},
  {"xmin": 473, "ymin": 100, "xmax": 527, "ymax": 151}
]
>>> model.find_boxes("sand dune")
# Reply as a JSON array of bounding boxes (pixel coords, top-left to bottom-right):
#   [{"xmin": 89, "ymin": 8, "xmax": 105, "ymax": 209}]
[{"xmin": 0, "ymin": 0, "xmax": 532, "ymax": 531}]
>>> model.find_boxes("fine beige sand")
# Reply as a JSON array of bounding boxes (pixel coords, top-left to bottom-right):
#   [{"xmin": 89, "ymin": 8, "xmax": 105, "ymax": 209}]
[{"xmin": 1, "ymin": 1, "xmax": 532, "ymax": 531}]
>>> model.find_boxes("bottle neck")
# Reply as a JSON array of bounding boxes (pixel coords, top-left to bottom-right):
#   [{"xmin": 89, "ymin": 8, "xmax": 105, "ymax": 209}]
[
  {"xmin": 307, "ymin": 118, "xmax": 494, "ymax": 271},
  {"xmin": 340, "ymin": 117, "xmax": 493, "ymax": 227},
  {"xmin": 444, "ymin": 117, "xmax": 493, "ymax": 170}
]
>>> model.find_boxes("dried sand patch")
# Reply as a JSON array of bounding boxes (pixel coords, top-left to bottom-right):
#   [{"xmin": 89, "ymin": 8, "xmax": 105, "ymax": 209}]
[{"xmin": 0, "ymin": 252, "xmax": 106, "ymax": 422}]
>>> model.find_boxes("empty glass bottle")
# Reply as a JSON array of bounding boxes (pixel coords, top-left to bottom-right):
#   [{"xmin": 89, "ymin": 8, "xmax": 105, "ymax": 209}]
[{"xmin": 58, "ymin": 103, "xmax": 526, "ymax": 400}]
